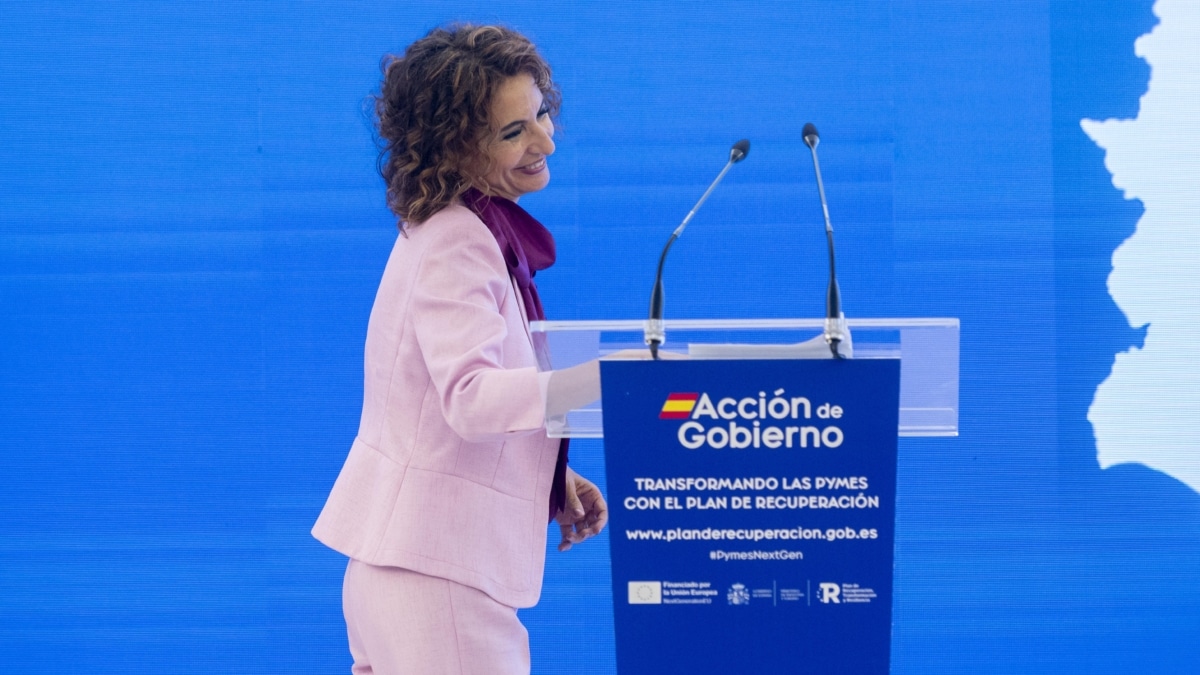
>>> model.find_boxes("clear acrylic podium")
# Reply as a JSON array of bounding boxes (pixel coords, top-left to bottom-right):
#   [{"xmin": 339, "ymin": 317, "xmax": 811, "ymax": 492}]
[{"xmin": 531, "ymin": 318, "xmax": 959, "ymax": 438}]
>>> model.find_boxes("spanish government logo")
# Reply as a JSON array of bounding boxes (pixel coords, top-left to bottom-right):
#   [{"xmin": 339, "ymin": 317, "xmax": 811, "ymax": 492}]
[
  {"xmin": 659, "ymin": 392, "xmax": 699, "ymax": 419},
  {"xmin": 727, "ymin": 583, "xmax": 750, "ymax": 605}
]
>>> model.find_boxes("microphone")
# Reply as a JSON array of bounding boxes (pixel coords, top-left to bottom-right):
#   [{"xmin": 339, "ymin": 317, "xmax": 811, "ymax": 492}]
[
  {"xmin": 645, "ymin": 139, "xmax": 751, "ymax": 359},
  {"xmin": 802, "ymin": 123, "xmax": 847, "ymax": 359}
]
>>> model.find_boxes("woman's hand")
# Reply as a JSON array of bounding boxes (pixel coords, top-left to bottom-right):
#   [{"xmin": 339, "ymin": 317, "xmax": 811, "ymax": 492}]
[{"xmin": 556, "ymin": 467, "xmax": 609, "ymax": 552}]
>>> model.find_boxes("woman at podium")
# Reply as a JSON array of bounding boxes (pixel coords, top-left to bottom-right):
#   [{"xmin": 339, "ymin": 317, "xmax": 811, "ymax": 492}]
[{"xmin": 312, "ymin": 24, "xmax": 606, "ymax": 674}]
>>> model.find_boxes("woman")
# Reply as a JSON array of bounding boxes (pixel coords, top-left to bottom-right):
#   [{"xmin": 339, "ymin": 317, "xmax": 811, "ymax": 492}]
[{"xmin": 312, "ymin": 24, "xmax": 607, "ymax": 674}]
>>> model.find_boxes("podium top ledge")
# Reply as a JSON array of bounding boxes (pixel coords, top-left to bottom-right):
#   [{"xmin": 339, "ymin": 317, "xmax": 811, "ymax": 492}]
[
  {"xmin": 532, "ymin": 317, "xmax": 958, "ymax": 332},
  {"xmin": 531, "ymin": 317, "xmax": 960, "ymax": 439}
]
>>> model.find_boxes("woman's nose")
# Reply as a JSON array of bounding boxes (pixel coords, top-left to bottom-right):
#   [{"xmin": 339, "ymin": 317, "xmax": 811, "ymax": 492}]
[{"xmin": 534, "ymin": 118, "xmax": 556, "ymax": 156}]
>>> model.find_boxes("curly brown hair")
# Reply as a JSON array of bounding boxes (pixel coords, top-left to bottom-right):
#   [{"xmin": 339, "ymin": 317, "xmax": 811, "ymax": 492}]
[{"xmin": 374, "ymin": 24, "xmax": 561, "ymax": 226}]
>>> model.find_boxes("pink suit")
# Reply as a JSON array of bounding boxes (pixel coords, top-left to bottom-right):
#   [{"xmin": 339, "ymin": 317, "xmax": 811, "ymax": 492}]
[{"xmin": 313, "ymin": 203, "xmax": 560, "ymax": 672}]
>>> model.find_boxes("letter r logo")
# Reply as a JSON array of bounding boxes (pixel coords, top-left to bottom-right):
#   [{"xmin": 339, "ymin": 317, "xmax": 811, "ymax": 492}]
[{"xmin": 819, "ymin": 582, "xmax": 841, "ymax": 604}]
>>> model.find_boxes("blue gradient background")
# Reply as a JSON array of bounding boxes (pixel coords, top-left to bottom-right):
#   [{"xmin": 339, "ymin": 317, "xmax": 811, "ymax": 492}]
[{"xmin": 2, "ymin": 1, "xmax": 1196, "ymax": 672}]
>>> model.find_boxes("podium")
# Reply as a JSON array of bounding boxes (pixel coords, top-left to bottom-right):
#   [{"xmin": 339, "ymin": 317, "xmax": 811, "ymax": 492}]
[{"xmin": 532, "ymin": 318, "xmax": 958, "ymax": 674}]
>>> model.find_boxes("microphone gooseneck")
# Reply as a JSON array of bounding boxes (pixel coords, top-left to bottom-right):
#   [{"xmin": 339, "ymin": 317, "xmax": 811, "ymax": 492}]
[
  {"xmin": 802, "ymin": 123, "xmax": 847, "ymax": 359},
  {"xmin": 646, "ymin": 139, "xmax": 751, "ymax": 359}
]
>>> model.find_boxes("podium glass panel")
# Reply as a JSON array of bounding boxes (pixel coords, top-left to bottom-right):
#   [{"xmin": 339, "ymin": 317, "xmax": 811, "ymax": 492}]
[{"xmin": 531, "ymin": 318, "xmax": 959, "ymax": 438}]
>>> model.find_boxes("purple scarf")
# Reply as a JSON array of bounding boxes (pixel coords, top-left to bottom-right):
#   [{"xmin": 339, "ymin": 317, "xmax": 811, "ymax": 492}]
[{"xmin": 461, "ymin": 188, "xmax": 569, "ymax": 522}]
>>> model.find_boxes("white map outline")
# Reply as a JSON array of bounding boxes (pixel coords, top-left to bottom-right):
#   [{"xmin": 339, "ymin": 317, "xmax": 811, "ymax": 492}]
[{"xmin": 1083, "ymin": 0, "xmax": 1200, "ymax": 494}]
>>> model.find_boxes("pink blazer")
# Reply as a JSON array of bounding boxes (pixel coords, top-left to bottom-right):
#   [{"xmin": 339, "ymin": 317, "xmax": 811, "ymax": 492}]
[{"xmin": 312, "ymin": 203, "xmax": 560, "ymax": 609}]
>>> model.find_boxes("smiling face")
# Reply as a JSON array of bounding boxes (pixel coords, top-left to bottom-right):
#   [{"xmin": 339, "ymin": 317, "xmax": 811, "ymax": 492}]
[{"xmin": 474, "ymin": 73, "xmax": 556, "ymax": 201}]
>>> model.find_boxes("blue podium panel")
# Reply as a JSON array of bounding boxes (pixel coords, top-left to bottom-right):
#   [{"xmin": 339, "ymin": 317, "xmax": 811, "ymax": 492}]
[{"xmin": 600, "ymin": 359, "xmax": 900, "ymax": 674}]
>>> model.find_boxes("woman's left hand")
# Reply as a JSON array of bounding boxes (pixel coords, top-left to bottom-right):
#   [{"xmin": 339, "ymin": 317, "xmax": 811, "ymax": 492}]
[{"xmin": 556, "ymin": 467, "xmax": 609, "ymax": 552}]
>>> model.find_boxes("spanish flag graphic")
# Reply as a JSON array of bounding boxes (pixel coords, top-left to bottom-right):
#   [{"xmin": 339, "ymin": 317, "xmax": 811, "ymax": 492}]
[{"xmin": 659, "ymin": 392, "xmax": 699, "ymax": 419}]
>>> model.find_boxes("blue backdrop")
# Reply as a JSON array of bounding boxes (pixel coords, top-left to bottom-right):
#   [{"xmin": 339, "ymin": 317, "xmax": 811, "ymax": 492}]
[{"xmin": 2, "ymin": 1, "xmax": 1196, "ymax": 672}]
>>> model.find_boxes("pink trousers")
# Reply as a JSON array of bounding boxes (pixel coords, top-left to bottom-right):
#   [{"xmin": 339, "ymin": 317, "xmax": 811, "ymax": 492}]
[{"xmin": 342, "ymin": 559, "xmax": 531, "ymax": 675}]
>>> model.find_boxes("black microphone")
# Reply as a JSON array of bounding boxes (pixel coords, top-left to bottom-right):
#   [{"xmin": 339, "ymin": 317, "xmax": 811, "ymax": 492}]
[
  {"xmin": 646, "ymin": 139, "xmax": 750, "ymax": 359},
  {"xmin": 802, "ymin": 123, "xmax": 847, "ymax": 359}
]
